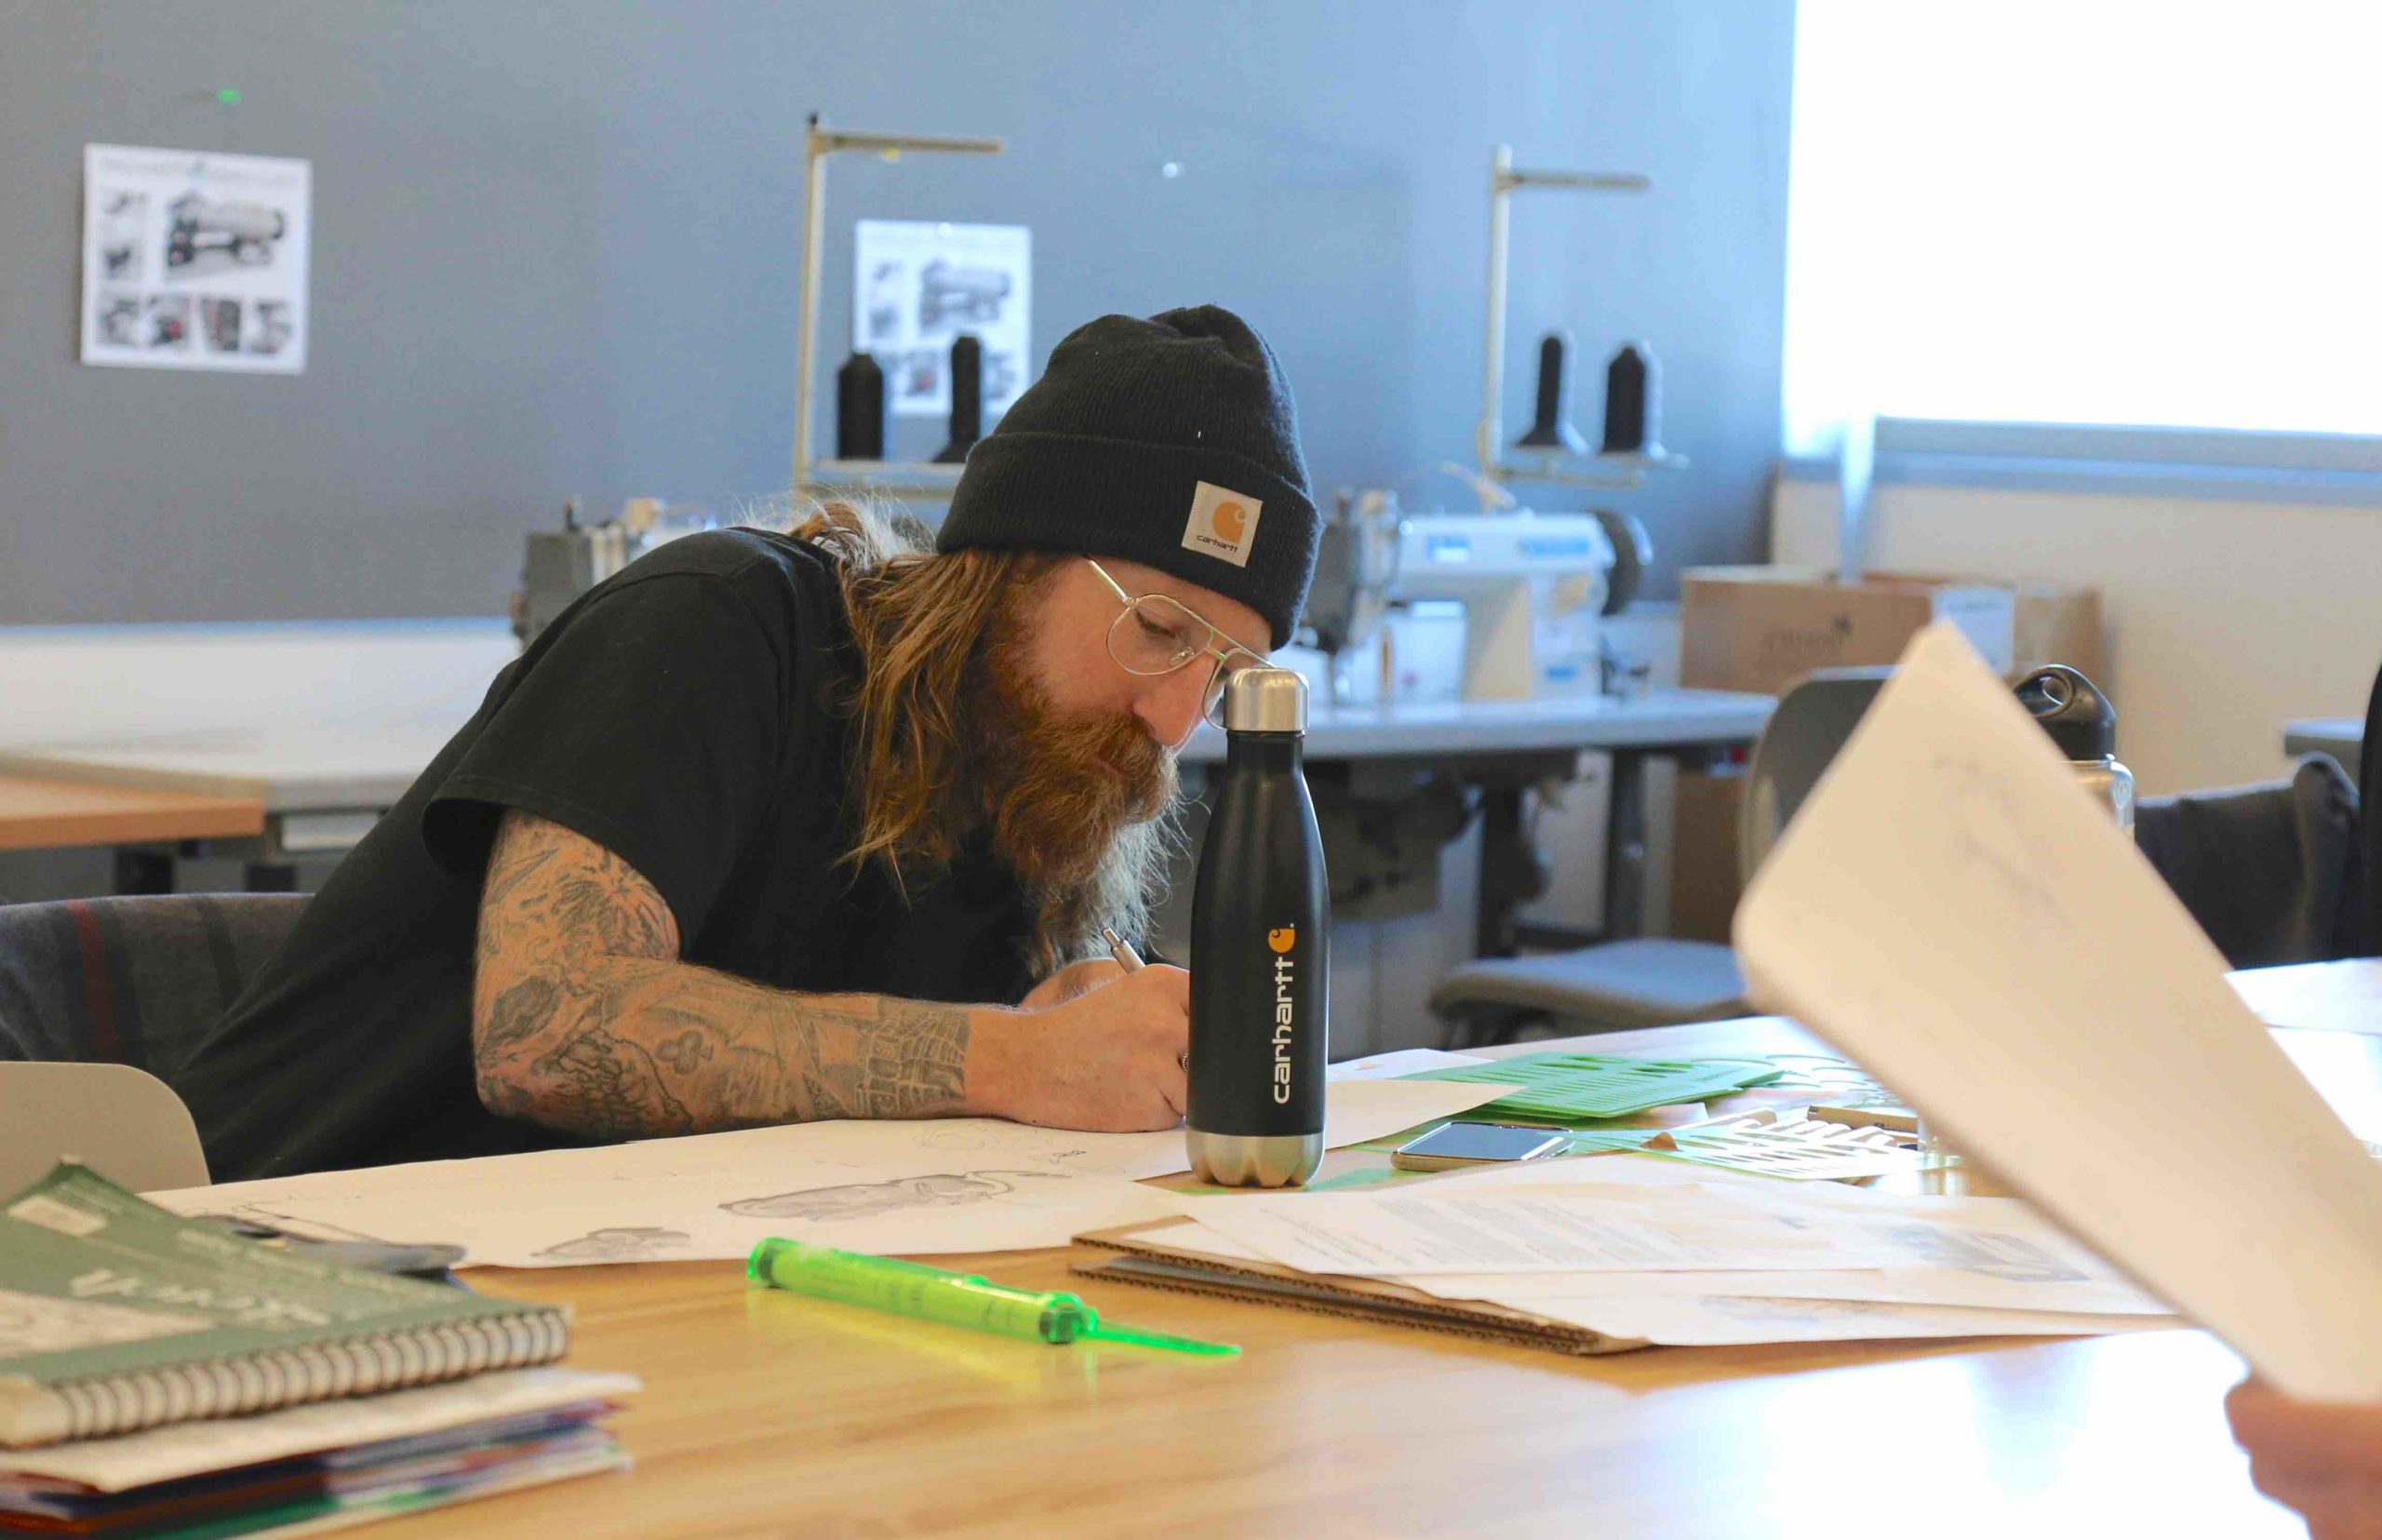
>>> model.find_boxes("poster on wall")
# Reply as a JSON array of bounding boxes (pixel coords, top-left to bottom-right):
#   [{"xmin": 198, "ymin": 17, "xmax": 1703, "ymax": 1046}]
[
  {"xmin": 80, "ymin": 143, "xmax": 312, "ymax": 373},
  {"xmin": 852, "ymin": 220, "xmax": 1030, "ymax": 420}
]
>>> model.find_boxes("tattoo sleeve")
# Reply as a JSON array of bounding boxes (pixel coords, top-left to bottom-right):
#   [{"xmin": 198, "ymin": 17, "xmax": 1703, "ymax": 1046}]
[{"xmin": 470, "ymin": 810, "xmax": 981, "ymax": 1139}]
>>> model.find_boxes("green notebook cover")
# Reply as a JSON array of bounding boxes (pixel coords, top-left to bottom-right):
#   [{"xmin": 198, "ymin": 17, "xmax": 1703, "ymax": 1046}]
[{"xmin": 0, "ymin": 1163, "xmax": 569, "ymax": 1449}]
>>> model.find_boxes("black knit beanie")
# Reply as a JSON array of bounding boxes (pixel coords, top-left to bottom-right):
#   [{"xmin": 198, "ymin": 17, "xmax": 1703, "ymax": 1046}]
[{"xmin": 936, "ymin": 304, "xmax": 1318, "ymax": 649}]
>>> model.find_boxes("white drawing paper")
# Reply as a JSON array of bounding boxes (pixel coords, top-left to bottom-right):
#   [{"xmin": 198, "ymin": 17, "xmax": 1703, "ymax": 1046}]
[
  {"xmin": 853, "ymin": 220, "xmax": 1029, "ymax": 420},
  {"xmin": 251, "ymin": 1166, "xmax": 1183, "ymax": 1269},
  {"xmin": 1162, "ymin": 1184, "xmax": 1907, "ymax": 1276},
  {"xmin": 1396, "ymin": 1185, "xmax": 2166, "ymax": 1315},
  {"xmin": 81, "ymin": 144, "xmax": 310, "ymax": 373},
  {"xmin": 1734, "ymin": 621, "xmax": 2382, "ymax": 1399},
  {"xmin": 1494, "ymin": 1291, "xmax": 2180, "ymax": 1348},
  {"xmin": 149, "ymin": 1078, "xmax": 1505, "ymax": 1267},
  {"xmin": 1126, "ymin": 1214, "xmax": 2175, "ymax": 1346}
]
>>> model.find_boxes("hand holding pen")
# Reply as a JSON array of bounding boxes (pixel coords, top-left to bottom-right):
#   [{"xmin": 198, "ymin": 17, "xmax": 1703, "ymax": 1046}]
[{"xmin": 1104, "ymin": 928, "xmax": 1186, "ymax": 1073}]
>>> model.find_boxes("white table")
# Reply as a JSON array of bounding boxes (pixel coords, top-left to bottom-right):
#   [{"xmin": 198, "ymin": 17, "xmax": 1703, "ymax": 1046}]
[
  {"xmin": 1184, "ymin": 689, "xmax": 1775, "ymax": 763},
  {"xmin": 1189, "ymin": 689, "xmax": 1774, "ymax": 952},
  {"xmin": 3, "ymin": 688, "xmax": 1773, "ymax": 949}
]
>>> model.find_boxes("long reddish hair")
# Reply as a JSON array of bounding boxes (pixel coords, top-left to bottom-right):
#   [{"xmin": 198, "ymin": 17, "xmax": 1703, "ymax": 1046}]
[{"xmin": 784, "ymin": 501, "xmax": 1175, "ymax": 971}]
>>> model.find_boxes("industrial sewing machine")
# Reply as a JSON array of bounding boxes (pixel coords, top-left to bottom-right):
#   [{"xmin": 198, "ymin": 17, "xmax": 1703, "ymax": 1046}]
[
  {"xmin": 1305, "ymin": 494, "xmax": 1651, "ymax": 703},
  {"xmin": 510, "ymin": 499, "xmax": 716, "ymax": 646}
]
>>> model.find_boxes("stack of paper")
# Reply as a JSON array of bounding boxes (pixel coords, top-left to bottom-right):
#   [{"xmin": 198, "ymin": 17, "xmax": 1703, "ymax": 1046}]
[
  {"xmin": 1091, "ymin": 1154, "xmax": 2184, "ymax": 1350},
  {"xmin": 0, "ymin": 1371, "xmax": 636, "ymax": 1538}
]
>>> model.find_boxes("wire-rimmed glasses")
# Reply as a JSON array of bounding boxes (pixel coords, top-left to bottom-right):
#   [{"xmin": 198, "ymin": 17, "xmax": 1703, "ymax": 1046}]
[{"xmin": 1085, "ymin": 557, "xmax": 1269, "ymax": 728}]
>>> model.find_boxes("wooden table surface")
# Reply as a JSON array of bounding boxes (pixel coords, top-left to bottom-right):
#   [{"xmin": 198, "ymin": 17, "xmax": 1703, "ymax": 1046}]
[
  {"xmin": 332, "ymin": 981, "xmax": 2382, "ymax": 1539},
  {"xmin": 0, "ymin": 773, "xmax": 263, "ymax": 852}
]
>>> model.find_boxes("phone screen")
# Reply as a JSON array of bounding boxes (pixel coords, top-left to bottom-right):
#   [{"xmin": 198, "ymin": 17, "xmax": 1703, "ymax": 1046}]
[{"xmin": 1398, "ymin": 1122, "xmax": 1567, "ymax": 1162}]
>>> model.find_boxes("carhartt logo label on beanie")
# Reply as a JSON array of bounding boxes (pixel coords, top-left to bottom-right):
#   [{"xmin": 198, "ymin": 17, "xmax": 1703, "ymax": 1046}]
[{"xmin": 1181, "ymin": 481, "xmax": 1263, "ymax": 569}]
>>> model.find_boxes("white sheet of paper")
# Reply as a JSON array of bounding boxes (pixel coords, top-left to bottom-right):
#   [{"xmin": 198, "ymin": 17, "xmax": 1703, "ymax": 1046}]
[
  {"xmin": 1163, "ymin": 1184, "xmax": 1907, "ymax": 1275},
  {"xmin": 1493, "ymin": 1290, "xmax": 2182, "ymax": 1347},
  {"xmin": 1395, "ymin": 1185, "xmax": 2162, "ymax": 1313},
  {"xmin": 1280, "ymin": 1152, "xmax": 2165, "ymax": 1311},
  {"xmin": 1327, "ymin": 1049, "xmax": 1492, "ymax": 1080},
  {"xmin": 2232, "ymin": 958, "xmax": 2382, "ymax": 1037},
  {"xmin": 1734, "ymin": 622, "xmax": 2382, "ymax": 1399},
  {"xmin": 150, "ymin": 1078, "xmax": 1505, "ymax": 1266},
  {"xmin": 1118, "ymin": 1216, "xmax": 2175, "ymax": 1341},
  {"xmin": 0, "ymin": 1368, "xmax": 637, "ymax": 1492},
  {"xmin": 252, "ymin": 1165, "xmax": 1181, "ymax": 1268}
]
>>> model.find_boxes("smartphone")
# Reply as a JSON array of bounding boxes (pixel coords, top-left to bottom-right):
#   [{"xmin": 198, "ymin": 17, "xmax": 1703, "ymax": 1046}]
[{"xmin": 1389, "ymin": 1120, "xmax": 1570, "ymax": 1172}]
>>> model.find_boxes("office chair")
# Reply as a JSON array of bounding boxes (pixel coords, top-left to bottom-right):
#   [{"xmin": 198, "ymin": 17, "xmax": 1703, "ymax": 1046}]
[
  {"xmin": 0, "ymin": 1062, "xmax": 207, "ymax": 1193},
  {"xmin": 2134, "ymin": 755, "xmax": 2364, "ymax": 969},
  {"xmin": 0, "ymin": 892, "xmax": 308, "ymax": 1189},
  {"xmin": 1431, "ymin": 668, "xmax": 1893, "ymax": 1046}
]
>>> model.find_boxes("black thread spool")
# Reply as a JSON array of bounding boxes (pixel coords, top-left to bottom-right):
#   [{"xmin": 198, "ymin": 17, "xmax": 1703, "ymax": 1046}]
[
  {"xmin": 1600, "ymin": 341, "xmax": 1663, "ymax": 458},
  {"xmin": 1514, "ymin": 330, "xmax": 1587, "ymax": 454},
  {"xmin": 836, "ymin": 351, "xmax": 886, "ymax": 461},
  {"xmin": 933, "ymin": 334, "xmax": 984, "ymax": 464}
]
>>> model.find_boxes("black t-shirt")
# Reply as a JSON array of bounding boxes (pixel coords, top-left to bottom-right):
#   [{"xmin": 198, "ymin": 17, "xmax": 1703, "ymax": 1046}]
[{"xmin": 176, "ymin": 529, "xmax": 1040, "ymax": 1181}]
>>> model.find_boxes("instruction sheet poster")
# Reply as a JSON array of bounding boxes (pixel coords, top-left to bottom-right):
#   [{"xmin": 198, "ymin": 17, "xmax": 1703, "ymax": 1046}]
[
  {"xmin": 853, "ymin": 220, "xmax": 1029, "ymax": 420},
  {"xmin": 81, "ymin": 143, "xmax": 312, "ymax": 373}
]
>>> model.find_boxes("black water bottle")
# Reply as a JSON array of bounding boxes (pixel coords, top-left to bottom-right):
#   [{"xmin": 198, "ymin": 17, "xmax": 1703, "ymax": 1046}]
[{"xmin": 1187, "ymin": 667, "xmax": 1329, "ymax": 1187}]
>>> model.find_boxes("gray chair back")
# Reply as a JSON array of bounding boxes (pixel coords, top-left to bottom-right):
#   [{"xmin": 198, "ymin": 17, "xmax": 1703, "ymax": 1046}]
[
  {"xmin": 2135, "ymin": 755, "xmax": 2363, "ymax": 968},
  {"xmin": 1738, "ymin": 666, "xmax": 1894, "ymax": 881},
  {"xmin": 0, "ymin": 894, "xmax": 307, "ymax": 1078},
  {"xmin": 0, "ymin": 1064, "xmax": 208, "ymax": 1193}
]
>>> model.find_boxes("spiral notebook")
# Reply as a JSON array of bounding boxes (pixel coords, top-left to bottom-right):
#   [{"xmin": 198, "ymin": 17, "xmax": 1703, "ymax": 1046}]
[{"xmin": 0, "ymin": 1163, "xmax": 569, "ymax": 1449}]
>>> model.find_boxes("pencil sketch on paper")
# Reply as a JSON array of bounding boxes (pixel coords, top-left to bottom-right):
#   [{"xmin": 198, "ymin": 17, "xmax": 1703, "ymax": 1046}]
[
  {"xmin": 1872, "ymin": 1223, "xmax": 2086, "ymax": 1284},
  {"xmin": 531, "ymin": 1226, "xmax": 693, "ymax": 1263},
  {"xmin": 717, "ymin": 1170, "xmax": 1073, "ymax": 1221},
  {"xmin": 1696, "ymin": 1295, "xmax": 1892, "ymax": 1327},
  {"xmin": 1930, "ymin": 757, "xmax": 2070, "ymax": 929},
  {"xmin": 917, "ymin": 1125, "xmax": 1094, "ymax": 1166}
]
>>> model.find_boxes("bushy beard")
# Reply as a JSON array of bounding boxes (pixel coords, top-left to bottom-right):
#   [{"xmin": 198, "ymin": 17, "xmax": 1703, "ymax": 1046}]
[{"xmin": 974, "ymin": 606, "xmax": 1182, "ymax": 966}]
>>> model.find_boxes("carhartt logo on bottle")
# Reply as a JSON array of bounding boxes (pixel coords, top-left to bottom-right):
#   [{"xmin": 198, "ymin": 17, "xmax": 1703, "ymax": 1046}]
[
  {"xmin": 1269, "ymin": 930, "xmax": 1296, "ymax": 1104},
  {"xmin": 1183, "ymin": 481, "xmax": 1263, "ymax": 569}
]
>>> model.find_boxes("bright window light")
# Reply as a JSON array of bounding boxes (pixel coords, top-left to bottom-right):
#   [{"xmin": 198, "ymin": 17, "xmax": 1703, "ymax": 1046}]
[{"xmin": 1783, "ymin": 1, "xmax": 2382, "ymax": 456}]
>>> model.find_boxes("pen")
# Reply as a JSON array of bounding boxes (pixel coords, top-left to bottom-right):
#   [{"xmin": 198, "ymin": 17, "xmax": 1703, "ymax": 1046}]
[
  {"xmin": 1101, "ymin": 925, "xmax": 1145, "ymax": 972},
  {"xmin": 749, "ymin": 1237, "xmax": 1238, "ymax": 1356},
  {"xmin": 1102, "ymin": 927, "xmax": 1186, "ymax": 1071}
]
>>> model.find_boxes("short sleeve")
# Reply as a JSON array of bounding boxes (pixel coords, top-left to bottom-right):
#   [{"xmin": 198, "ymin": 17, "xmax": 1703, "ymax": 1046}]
[{"xmin": 422, "ymin": 570, "xmax": 793, "ymax": 943}]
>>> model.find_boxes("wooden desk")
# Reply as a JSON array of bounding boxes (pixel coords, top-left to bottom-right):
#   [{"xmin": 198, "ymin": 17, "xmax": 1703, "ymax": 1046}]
[
  {"xmin": 375, "ymin": 1009, "xmax": 2349, "ymax": 1537},
  {"xmin": 0, "ymin": 774, "xmax": 262, "ymax": 852}
]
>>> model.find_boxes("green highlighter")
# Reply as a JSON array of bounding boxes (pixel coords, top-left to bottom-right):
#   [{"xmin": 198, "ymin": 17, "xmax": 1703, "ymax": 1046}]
[{"xmin": 747, "ymin": 1237, "xmax": 1239, "ymax": 1357}]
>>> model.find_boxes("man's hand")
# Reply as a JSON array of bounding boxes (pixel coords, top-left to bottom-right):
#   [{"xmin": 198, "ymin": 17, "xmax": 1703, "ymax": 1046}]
[
  {"xmin": 2228, "ymin": 1378, "xmax": 2382, "ymax": 1538},
  {"xmin": 971, "ymin": 964, "xmax": 1189, "ymax": 1132},
  {"xmin": 1019, "ymin": 957, "xmax": 1128, "ymax": 1010}
]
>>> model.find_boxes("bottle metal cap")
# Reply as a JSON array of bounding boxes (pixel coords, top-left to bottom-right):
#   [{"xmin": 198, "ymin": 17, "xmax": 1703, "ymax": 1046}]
[
  {"xmin": 2014, "ymin": 663, "xmax": 2117, "ymax": 760},
  {"xmin": 1222, "ymin": 666, "xmax": 1307, "ymax": 733}
]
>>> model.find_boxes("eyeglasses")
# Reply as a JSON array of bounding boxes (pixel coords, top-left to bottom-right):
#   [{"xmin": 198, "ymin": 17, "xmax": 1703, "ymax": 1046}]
[{"xmin": 1085, "ymin": 558, "xmax": 1269, "ymax": 728}]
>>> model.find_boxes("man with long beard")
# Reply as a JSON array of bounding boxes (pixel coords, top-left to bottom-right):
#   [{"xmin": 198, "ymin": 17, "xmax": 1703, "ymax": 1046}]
[{"xmin": 177, "ymin": 305, "xmax": 1318, "ymax": 1180}]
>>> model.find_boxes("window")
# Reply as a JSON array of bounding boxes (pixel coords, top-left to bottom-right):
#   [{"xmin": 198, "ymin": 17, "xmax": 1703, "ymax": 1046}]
[{"xmin": 1783, "ymin": 2, "xmax": 2382, "ymax": 459}]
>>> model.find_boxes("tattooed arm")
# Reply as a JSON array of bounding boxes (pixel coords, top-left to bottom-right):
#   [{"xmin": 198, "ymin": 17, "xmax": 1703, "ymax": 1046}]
[{"xmin": 469, "ymin": 810, "xmax": 1190, "ymax": 1139}]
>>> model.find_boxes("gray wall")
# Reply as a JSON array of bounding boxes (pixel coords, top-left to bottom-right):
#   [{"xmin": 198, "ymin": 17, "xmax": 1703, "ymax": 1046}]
[{"xmin": 0, "ymin": 0, "xmax": 1794, "ymax": 625}]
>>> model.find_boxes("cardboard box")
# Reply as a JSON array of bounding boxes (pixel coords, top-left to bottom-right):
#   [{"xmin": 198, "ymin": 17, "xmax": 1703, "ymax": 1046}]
[{"xmin": 1679, "ymin": 566, "xmax": 2103, "ymax": 697}]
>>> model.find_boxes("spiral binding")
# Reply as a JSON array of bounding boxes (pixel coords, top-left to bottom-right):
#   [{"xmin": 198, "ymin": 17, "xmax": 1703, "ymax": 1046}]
[{"xmin": 39, "ymin": 1310, "xmax": 567, "ymax": 1443}]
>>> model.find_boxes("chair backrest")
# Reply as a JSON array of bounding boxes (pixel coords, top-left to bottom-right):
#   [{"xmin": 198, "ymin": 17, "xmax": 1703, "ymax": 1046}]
[
  {"xmin": 1738, "ymin": 666, "xmax": 1894, "ymax": 881},
  {"xmin": 0, "ymin": 894, "xmax": 307, "ymax": 1078},
  {"xmin": 0, "ymin": 1062, "xmax": 208, "ymax": 1194},
  {"xmin": 2135, "ymin": 755, "xmax": 2364, "ymax": 968}
]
